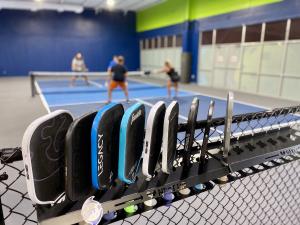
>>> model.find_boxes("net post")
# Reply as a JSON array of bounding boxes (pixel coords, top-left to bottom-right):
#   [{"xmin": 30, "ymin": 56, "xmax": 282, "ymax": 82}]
[
  {"xmin": 0, "ymin": 171, "xmax": 8, "ymax": 225},
  {"xmin": 223, "ymin": 92, "xmax": 234, "ymax": 161},
  {"xmin": 30, "ymin": 72, "xmax": 35, "ymax": 97},
  {"xmin": 0, "ymin": 198, "xmax": 4, "ymax": 225}
]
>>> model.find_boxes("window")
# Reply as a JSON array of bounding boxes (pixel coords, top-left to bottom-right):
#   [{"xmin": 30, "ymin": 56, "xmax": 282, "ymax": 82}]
[
  {"xmin": 201, "ymin": 31, "xmax": 213, "ymax": 45},
  {"xmin": 144, "ymin": 39, "xmax": 148, "ymax": 49},
  {"xmin": 245, "ymin": 24, "xmax": 262, "ymax": 42},
  {"xmin": 264, "ymin": 20, "xmax": 286, "ymax": 41},
  {"xmin": 148, "ymin": 38, "xmax": 152, "ymax": 49},
  {"xmin": 289, "ymin": 18, "xmax": 300, "ymax": 40},
  {"xmin": 154, "ymin": 37, "xmax": 159, "ymax": 48},
  {"xmin": 157, "ymin": 37, "xmax": 162, "ymax": 48},
  {"xmin": 216, "ymin": 27, "xmax": 242, "ymax": 44},
  {"xmin": 167, "ymin": 36, "xmax": 173, "ymax": 47},
  {"xmin": 175, "ymin": 35, "xmax": 182, "ymax": 47},
  {"xmin": 160, "ymin": 37, "xmax": 166, "ymax": 48},
  {"xmin": 140, "ymin": 40, "xmax": 144, "ymax": 50},
  {"xmin": 151, "ymin": 38, "xmax": 156, "ymax": 49}
]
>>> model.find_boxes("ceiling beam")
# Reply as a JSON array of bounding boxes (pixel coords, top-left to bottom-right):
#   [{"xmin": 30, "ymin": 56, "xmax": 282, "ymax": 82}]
[{"xmin": 0, "ymin": 0, "xmax": 84, "ymax": 13}]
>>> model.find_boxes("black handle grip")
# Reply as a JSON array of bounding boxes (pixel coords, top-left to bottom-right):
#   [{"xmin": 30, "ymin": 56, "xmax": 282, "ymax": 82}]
[{"xmin": 0, "ymin": 147, "xmax": 23, "ymax": 163}]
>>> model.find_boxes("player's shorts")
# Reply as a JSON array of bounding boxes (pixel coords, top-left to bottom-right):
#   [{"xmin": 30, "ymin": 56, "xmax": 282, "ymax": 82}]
[
  {"xmin": 110, "ymin": 80, "xmax": 127, "ymax": 90},
  {"xmin": 170, "ymin": 76, "xmax": 180, "ymax": 83}
]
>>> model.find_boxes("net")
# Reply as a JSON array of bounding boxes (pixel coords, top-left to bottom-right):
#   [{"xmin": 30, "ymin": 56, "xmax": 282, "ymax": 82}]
[
  {"xmin": 29, "ymin": 71, "xmax": 147, "ymax": 97},
  {"xmin": 1, "ymin": 105, "xmax": 300, "ymax": 225}
]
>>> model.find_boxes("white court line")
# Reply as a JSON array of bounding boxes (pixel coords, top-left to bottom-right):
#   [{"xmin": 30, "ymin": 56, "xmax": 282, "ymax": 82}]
[
  {"xmin": 135, "ymin": 98, "xmax": 224, "ymax": 135},
  {"xmin": 136, "ymin": 98, "xmax": 223, "ymax": 134},
  {"xmin": 48, "ymin": 93, "xmax": 196, "ymax": 108},
  {"xmin": 135, "ymin": 98, "xmax": 188, "ymax": 121},
  {"xmin": 180, "ymin": 89, "xmax": 269, "ymax": 110},
  {"xmin": 34, "ymin": 81, "xmax": 51, "ymax": 114},
  {"xmin": 130, "ymin": 77, "xmax": 269, "ymax": 110},
  {"xmin": 88, "ymin": 80, "xmax": 103, "ymax": 88}
]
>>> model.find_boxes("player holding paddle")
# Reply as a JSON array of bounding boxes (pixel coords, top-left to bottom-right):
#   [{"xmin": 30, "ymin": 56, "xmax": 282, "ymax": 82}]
[
  {"xmin": 107, "ymin": 56, "xmax": 130, "ymax": 103},
  {"xmin": 156, "ymin": 60, "xmax": 180, "ymax": 98},
  {"xmin": 70, "ymin": 52, "xmax": 89, "ymax": 86},
  {"xmin": 106, "ymin": 55, "xmax": 118, "ymax": 88}
]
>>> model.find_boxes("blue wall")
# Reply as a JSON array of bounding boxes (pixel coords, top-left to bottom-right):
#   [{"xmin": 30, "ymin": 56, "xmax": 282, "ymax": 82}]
[
  {"xmin": 137, "ymin": 0, "xmax": 300, "ymax": 83},
  {"xmin": 0, "ymin": 10, "xmax": 139, "ymax": 76}
]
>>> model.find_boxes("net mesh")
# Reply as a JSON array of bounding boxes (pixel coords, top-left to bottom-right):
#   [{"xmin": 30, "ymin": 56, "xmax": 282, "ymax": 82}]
[
  {"xmin": 0, "ymin": 149, "xmax": 37, "ymax": 225},
  {"xmin": 112, "ymin": 159, "xmax": 300, "ymax": 225},
  {"xmin": 0, "ymin": 105, "xmax": 300, "ymax": 225}
]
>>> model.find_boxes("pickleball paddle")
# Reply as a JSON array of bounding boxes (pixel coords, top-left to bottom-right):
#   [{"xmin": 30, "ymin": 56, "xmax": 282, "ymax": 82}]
[
  {"xmin": 118, "ymin": 103, "xmax": 145, "ymax": 184},
  {"xmin": 161, "ymin": 101, "xmax": 179, "ymax": 174},
  {"xmin": 183, "ymin": 97, "xmax": 199, "ymax": 169},
  {"xmin": 65, "ymin": 111, "xmax": 97, "ymax": 201},
  {"xmin": 91, "ymin": 103, "xmax": 124, "ymax": 190},
  {"xmin": 142, "ymin": 101, "xmax": 166, "ymax": 180},
  {"xmin": 22, "ymin": 110, "xmax": 73, "ymax": 204}
]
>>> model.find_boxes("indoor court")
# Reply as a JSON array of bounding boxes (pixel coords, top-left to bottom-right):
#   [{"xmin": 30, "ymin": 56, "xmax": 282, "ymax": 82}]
[{"xmin": 0, "ymin": 1, "xmax": 300, "ymax": 225}]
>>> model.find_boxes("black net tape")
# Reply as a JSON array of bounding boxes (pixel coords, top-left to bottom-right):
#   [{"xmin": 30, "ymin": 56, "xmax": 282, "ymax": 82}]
[{"xmin": 1, "ymin": 105, "xmax": 300, "ymax": 225}]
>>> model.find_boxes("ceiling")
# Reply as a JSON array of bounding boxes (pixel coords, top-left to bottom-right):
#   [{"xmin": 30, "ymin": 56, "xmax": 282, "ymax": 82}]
[{"xmin": 0, "ymin": 0, "xmax": 165, "ymax": 13}]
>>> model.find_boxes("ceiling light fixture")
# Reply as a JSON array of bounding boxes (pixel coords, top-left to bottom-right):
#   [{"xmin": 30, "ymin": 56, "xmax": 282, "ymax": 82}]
[
  {"xmin": 0, "ymin": 0, "xmax": 83, "ymax": 13},
  {"xmin": 106, "ymin": 0, "xmax": 115, "ymax": 9}
]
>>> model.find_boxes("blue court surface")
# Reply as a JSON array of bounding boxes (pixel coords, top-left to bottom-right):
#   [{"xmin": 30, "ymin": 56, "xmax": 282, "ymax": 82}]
[
  {"xmin": 38, "ymin": 77, "xmax": 265, "ymax": 117},
  {"xmin": 38, "ymin": 77, "xmax": 292, "ymax": 141},
  {"xmin": 36, "ymin": 76, "xmax": 300, "ymax": 149},
  {"xmin": 37, "ymin": 77, "xmax": 285, "ymax": 139}
]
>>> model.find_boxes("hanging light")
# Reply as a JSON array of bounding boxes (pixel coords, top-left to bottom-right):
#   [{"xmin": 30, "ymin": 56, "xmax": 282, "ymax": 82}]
[{"xmin": 106, "ymin": 0, "xmax": 115, "ymax": 9}]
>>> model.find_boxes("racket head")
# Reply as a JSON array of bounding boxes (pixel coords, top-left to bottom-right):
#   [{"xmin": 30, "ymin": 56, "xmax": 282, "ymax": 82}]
[
  {"xmin": 200, "ymin": 100, "xmax": 215, "ymax": 162},
  {"xmin": 142, "ymin": 101, "xmax": 166, "ymax": 179},
  {"xmin": 119, "ymin": 103, "xmax": 145, "ymax": 184},
  {"xmin": 65, "ymin": 111, "xmax": 97, "ymax": 201},
  {"xmin": 183, "ymin": 97, "xmax": 199, "ymax": 167},
  {"xmin": 161, "ymin": 101, "xmax": 179, "ymax": 174},
  {"xmin": 22, "ymin": 110, "xmax": 73, "ymax": 204},
  {"xmin": 91, "ymin": 103, "xmax": 124, "ymax": 190}
]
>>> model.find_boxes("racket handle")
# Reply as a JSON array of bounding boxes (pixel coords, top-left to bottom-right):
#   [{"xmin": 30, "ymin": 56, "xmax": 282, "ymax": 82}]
[{"xmin": 0, "ymin": 147, "xmax": 23, "ymax": 163}]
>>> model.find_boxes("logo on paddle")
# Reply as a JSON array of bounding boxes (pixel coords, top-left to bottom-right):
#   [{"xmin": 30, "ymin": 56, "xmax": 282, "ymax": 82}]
[
  {"xmin": 97, "ymin": 134, "xmax": 104, "ymax": 176},
  {"xmin": 131, "ymin": 110, "xmax": 142, "ymax": 125}
]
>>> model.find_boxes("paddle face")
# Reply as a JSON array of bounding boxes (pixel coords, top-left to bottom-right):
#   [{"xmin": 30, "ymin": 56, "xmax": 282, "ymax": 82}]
[
  {"xmin": 119, "ymin": 103, "xmax": 145, "ymax": 184},
  {"xmin": 22, "ymin": 110, "xmax": 73, "ymax": 204},
  {"xmin": 200, "ymin": 101, "xmax": 215, "ymax": 164},
  {"xmin": 143, "ymin": 101, "xmax": 166, "ymax": 179},
  {"xmin": 162, "ymin": 101, "xmax": 179, "ymax": 174},
  {"xmin": 91, "ymin": 103, "xmax": 124, "ymax": 190},
  {"xmin": 183, "ymin": 98, "xmax": 199, "ymax": 168},
  {"xmin": 65, "ymin": 111, "xmax": 97, "ymax": 201}
]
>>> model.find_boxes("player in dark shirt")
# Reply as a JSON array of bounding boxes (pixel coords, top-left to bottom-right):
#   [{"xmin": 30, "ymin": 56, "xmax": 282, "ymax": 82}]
[
  {"xmin": 157, "ymin": 60, "xmax": 180, "ymax": 98},
  {"xmin": 108, "ymin": 56, "xmax": 129, "ymax": 103}
]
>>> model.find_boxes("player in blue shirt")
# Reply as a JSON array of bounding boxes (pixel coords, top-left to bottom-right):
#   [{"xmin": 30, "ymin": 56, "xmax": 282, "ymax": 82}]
[
  {"xmin": 108, "ymin": 56, "xmax": 129, "ymax": 103},
  {"xmin": 106, "ymin": 56, "xmax": 118, "ymax": 87},
  {"xmin": 107, "ymin": 56, "xmax": 118, "ymax": 72}
]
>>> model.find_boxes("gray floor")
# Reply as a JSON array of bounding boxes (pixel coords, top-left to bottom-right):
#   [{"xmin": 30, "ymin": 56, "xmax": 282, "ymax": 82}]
[{"xmin": 0, "ymin": 77, "xmax": 47, "ymax": 148}]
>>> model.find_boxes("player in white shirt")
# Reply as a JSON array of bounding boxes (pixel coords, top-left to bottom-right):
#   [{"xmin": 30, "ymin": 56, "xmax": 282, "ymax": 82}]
[{"xmin": 70, "ymin": 52, "xmax": 89, "ymax": 86}]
